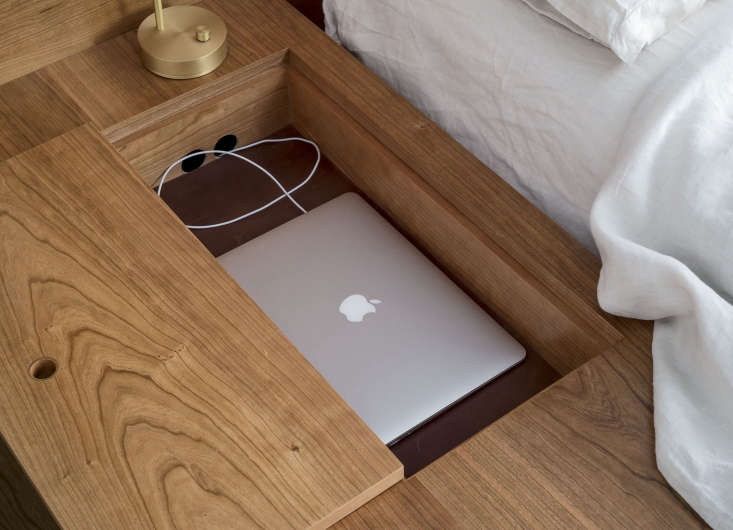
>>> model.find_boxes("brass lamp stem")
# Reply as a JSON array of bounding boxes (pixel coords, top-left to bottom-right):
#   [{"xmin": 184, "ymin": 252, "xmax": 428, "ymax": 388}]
[{"xmin": 153, "ymin": 0, "xmax": 165, "ymax": 30}]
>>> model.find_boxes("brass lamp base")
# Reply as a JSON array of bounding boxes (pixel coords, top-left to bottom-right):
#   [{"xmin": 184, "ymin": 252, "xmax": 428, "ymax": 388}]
[{"xmin": 137, "ymin": 5, "xmax": 228, "ymax": 79}]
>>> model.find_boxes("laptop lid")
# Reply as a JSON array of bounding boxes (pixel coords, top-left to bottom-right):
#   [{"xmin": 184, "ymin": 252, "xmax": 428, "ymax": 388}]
[{"xmin": 217, "ymin": 192, "xmax": 525, "ymax": 444}]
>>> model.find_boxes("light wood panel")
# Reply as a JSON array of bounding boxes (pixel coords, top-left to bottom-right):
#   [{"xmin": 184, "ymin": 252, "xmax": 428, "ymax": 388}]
[
  {"xmin": 0, "ymin": 0, "xmax": 698, "ymax": 525},
  {"xmin": 106, "ymin": 58, "xmax": 290, "ymax": 185},
  {"xmin": 43, "ymin": 0, "xmax": 286, "ymax": 130},
  {"xmin": 0, "ymin": 70, "xmax": 86, "ymax": 162},
  {"xmin": 334, "ymin": 477, "xmax": 455, "ymax": 529},
  {"xmin": 341, "ymin": 339, "xmax": 704, "ymax": 528},
  {"xmin": 0, "ymin": 125, "xmax": 402, "ymax": 529},
  {"xmin": 15, "ymin": 0, "xmax": 622, "ymax": 373},
  {"xmin": 103, "ymin": 51, "xmax": 288, "ymax": 145},
  {"xmin": 413, "ymin": 342, "xmax": 703, "ymax": 528},
  {"xmin": 290, "ymin": 69, "xmax": 608, "ymax": 375},
  {"xmin": 0, "ymin": 0, "xmax": 193, "ymax": 85}
]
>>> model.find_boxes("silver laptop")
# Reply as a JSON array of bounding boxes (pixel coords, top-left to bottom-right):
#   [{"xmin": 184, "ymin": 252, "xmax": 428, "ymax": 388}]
[{"xmin": 218, "ymin": 193, "xmax": 525, "ymax": 444}]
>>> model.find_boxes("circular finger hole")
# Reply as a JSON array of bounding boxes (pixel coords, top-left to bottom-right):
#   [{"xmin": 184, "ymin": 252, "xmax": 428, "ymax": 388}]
[
  {"xmin": 214, "ymin": 134, "xmax": 238, "ymax": 157},
  {"xmin": 181, "ymin": 149, "xmax": 206, "ymax": 172},
  {"xmin": 29, "ymin": 358, "xmax": 57, "ymax": 380}
]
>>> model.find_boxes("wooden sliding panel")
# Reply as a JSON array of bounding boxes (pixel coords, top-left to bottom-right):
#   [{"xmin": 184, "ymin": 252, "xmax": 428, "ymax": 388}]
[
  {"xmin": 0, "ymin": 71, "xmax": 87, "ymax": 163},
  {"xmin": 42, "ymin": 0, "xmax": 291, "ymax": 131},
  {"xmin": 290, "ymin": 69, "xmax": 608, "ymax": 375},
  {"xmin": 0, "ymin": 125, "xmax": 402, "ymax": 529},
  {"xmin": 104, "ymin": 57, "xmax": 290, "ymax": 186},
  {"xmin": 413, "ymin": 342, "xmax": 702, "ymax": 528},
  {"xmin": 0, "ymin": 0, "xmax": 193, "ymax": 85},
  {"xmin": 338, "ymin": 341, "xmax": 701, "ymax": 528}
]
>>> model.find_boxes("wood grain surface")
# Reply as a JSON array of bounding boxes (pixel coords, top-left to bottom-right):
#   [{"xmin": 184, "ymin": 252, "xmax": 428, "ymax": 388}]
[
  {"xmin": 0, "ymin": 0, "xmax": 702, "ymax": 525},
  {"xmin": 0, "ymin": 71, "xmax": 86, "ymax": 163},
  {"xmin": 109, "ymin": 60, "xmax": 290, "ymax": 186},
  {"xmin": 102, "ymin": 51, "xmax": 288, "ymax": 143},
  {"xmin": 334, "ymin": 477, "xmax": 456, "ymax": 530},
  {"xmin": 414, "ymin": 342, "xmax": 705, "ymax": 528},
  {"xmin": 0, "ymin": 125, "xmax": 402, "ymax": 529},
  {"xmin": 339, "ymin": 341, "xmax": 705, "ymax": 529},
  {"xmin": 0, "ymin": 0, "xmax": 193, "ymax": 85},
  {"xmin": 43, "ymin": 0, "xmax": 286, "ymax": 131},
  {"xmin": 1, "ymin": 0, "xmax": 623, "ymax": 372}
]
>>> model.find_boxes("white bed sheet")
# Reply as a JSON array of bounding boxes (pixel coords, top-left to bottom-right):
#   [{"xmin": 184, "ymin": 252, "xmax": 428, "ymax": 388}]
[
  {"xmin": 324, "ymin": 0, "xmax": 727, "ymax": 251},
  {"xmin": 325, "ymin": 1, "xmax": 733, "ymax": 527}
]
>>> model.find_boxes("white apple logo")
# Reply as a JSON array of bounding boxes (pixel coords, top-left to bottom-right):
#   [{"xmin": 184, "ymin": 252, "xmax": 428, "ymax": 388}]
[{"xmin": 339, "ymin": 294, "xmax": 382, "ymax": 323}]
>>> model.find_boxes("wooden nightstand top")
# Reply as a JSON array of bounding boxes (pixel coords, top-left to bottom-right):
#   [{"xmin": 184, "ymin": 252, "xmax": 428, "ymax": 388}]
[{"xmin": 0, "ymin": 0, "xmax": 702, "ymax": 527}]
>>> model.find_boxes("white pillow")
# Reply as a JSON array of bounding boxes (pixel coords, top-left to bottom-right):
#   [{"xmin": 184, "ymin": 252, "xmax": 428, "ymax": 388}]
[{"xmin": 522, "ymin": 0, "xmax": 708, "ymax": 62}]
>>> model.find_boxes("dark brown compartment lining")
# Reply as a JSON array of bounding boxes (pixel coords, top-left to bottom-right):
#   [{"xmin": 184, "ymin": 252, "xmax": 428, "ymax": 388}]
[
  {"xmin": 158, "ymin": 127, "xmax": 355, "ymax": 257},
  {"xmin": 286, "ymin": 0, "xmax": 326, "ymax": 29},
  {"xmin": 0, "ymin": 434, "xmax": 60, "ymax": 530}
]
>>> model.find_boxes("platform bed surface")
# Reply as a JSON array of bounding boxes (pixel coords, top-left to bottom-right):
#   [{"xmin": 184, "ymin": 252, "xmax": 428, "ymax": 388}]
[{"xmin": 0, "ymin": 0, "xmax": 703, "ymax": 527}]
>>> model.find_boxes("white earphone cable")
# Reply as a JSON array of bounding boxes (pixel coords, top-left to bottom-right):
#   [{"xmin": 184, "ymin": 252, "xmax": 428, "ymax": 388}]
[{"xmin": 156, "ymin": 137, "xmax": 320, "ymax": 230}]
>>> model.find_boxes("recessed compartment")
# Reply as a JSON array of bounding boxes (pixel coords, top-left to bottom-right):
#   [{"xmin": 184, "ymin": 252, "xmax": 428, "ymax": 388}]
[{"xmin": 105, "ymin": 51, "xmax": 561, "ymax": 476}]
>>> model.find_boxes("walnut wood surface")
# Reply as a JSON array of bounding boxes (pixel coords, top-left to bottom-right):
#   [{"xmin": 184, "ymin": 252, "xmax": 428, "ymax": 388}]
[
  {"xmin": 0, "ymin": 125, "xmax": 402, "ymax": 529},
  {"xmin": 101, "ymin": 51, "xmax": 287, "ymax": 142}
]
